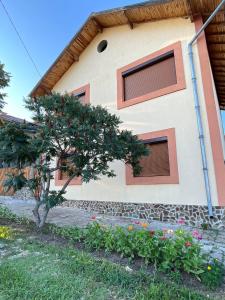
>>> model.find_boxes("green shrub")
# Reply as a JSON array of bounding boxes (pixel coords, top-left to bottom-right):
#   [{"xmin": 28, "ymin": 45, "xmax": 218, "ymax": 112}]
[
  {"xmin": 0, "ymin": 226, "xmax": 12, "ymax": 239},
  {"xmin": 0, "ymin": 205, "xmax": 31, "ymax": 226},
  {"xmin": 200, "ymin": 259, "xmax": 224, "ymax": 289}
]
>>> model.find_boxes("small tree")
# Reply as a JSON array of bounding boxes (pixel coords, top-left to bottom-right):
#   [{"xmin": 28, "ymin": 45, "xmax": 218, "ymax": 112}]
[
  {"xmin": 0, "ymin": 61, "xmax": 10, "ymax": 111},
  {"xmin": 0, "ymin": 93, "xmax": 148, "ymax": 228}
]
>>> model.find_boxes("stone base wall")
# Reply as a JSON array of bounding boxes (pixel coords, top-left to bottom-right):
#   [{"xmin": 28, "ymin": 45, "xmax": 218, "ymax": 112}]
[{"xmin": 62, "ymin": 200, "xmax": 225, "ymax": 229}]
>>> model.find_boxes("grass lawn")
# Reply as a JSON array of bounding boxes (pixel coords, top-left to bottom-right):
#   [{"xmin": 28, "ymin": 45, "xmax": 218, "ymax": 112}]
[{"xmin": 0, "ymin": 225, "xmax": 215, "ymax": 300}]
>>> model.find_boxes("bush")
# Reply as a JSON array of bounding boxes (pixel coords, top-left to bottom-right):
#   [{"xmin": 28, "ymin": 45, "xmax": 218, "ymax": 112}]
[
  {"xmin": 0, "ymin": 226, "xmax": 12, "ymax": 239},
  {"xmin": 200, "ymin": 259, "xmax": 224, "ymax": 289}
]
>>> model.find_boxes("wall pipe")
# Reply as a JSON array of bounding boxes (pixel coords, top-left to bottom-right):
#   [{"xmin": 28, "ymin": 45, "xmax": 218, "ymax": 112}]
[{"xmin": 188, "ymin": 0, "xmax": 225, "ymax": 217}]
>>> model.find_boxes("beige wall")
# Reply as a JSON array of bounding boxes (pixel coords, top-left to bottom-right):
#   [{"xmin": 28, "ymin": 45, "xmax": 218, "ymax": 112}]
[{"xmin": 52, "ymin": 18, "xmax": 219, "ymax": 206}]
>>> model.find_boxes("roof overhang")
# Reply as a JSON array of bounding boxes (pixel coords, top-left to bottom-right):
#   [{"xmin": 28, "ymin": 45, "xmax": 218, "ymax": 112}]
[{"xmin": 30, "ymin": 0, "xmax": 225, "ymax": 108}]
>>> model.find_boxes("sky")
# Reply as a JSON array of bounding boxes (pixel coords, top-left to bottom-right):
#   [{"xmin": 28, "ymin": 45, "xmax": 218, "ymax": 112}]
[{"xmin": 0, "ymin": 0, "xmax": 141, "ymax": 121}]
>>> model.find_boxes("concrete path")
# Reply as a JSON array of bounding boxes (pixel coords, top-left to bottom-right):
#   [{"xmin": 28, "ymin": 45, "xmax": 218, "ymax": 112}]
[{"xmin": 0, "ymin": 196, "xmax": 225, "ymax": 263}]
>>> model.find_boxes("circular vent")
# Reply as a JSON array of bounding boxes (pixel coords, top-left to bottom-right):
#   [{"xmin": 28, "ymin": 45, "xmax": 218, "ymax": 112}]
[{"xmin": 97, "ymin": 40, "xmax": 108, "ymax": 53}]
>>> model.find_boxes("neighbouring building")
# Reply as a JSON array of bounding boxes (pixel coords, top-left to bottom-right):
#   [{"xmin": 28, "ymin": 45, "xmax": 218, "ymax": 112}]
[{"xmin": 30, "ymin": 0, "xmax": 225, "ymax": 228}]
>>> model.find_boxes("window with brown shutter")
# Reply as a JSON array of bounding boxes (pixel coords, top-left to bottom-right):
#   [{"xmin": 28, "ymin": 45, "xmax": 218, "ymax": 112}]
[
  {"xmin": 117, "ymin": 41, "xmax": 186, "ymax": 109},
  {"xmin": 70, "ymin": 84, "xmax": 90, "ymax": 105},
  {"xmin": 123, "ymin": 53, "xmax": 177, "ymax": 101},
  {"xmin": 125, "ymin": 128, "xmax": 179, "ymax": 185},
  {"xmin": 135, "ymin": 138, "xmax": 170, "ymax": 177}
]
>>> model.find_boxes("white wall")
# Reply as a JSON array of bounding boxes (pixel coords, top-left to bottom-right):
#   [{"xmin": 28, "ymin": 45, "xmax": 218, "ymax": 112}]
[{"xmin": 52, "ymin": 18, "xmax": 219, "ymax": 206}]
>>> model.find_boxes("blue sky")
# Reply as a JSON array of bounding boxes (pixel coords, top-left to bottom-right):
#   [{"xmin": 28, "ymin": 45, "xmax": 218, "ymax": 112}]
[{"xmin": 0, "ymin": 0, "xmax": 141, "ymax": 120}]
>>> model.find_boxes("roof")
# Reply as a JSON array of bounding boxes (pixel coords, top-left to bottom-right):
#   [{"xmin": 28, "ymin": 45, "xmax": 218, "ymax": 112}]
[
  {"xmin": 30, "ymin": 0, "xmax": 225, "ymax": 108},
  {"xmin": 0, "ymin": 113, "xmax": 37, "ymax": 133},
  {"xmin": 0, "ymin": 113, "xmax": 27, "ymax": 124}
]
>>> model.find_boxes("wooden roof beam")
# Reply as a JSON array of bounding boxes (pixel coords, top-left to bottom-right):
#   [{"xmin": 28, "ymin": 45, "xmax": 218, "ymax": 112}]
[
  {"xmin": 92, "ymin": 17, "xmax": 103, "ymax": 33},
  {"xmin": 122, "ymin": 11, "xmax": 133, "ymax": 29},
  {"xmin": 202, "ymin": 10, "xmax": 225, "ymax": 17},
  {"xmin": 185, "ymin": 0, "xmax": 194, "ymax": 22},
  {"xmin": 65, "ymin": 50, "xmax": 79, "ymax": 62}
]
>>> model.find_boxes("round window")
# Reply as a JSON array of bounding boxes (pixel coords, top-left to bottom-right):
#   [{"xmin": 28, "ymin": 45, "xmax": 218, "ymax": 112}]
[{"xmin": 97, "ymin": 40, "xmax": 108, "ymax": 53}]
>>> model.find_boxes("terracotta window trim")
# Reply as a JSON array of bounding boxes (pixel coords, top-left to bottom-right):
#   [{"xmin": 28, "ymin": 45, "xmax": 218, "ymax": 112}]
[
  {"xmin": 126, "ymin": 128, "xmax": 179, "ymax": 185},
  {"xmin": 55, "ymin": 158, "xmax": 82, "ymax": 186},
  {"xmin": 117, "ymin": 41, "xmax": 186, "ymax": 109},
  {"xmin": 71, "ymin": 83, "xmax": 90, "ymax": 104}
]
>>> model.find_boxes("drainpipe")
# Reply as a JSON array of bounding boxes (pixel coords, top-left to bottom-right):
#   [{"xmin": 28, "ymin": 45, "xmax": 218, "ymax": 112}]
[{"xmin": 188, "ymin": 0, "xmax": 225, "ymax": 218}]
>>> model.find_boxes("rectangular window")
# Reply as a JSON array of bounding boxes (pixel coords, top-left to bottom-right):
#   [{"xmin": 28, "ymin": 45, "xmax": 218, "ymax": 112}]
[
  {"xmin": 70, "ymin": 84, "xmax": 90, "ymax": 105},
  {"xmin": 123, "ymin": 53, "xmax": 177, "ymax": 101},
  {"xmin": 117, "ymin": 41, "xmax": 185, "ymax": 109},
  {"xmin": 126, "ymin": 128, "xmax": 179, "ymax": 185},
  {"xmin": 55, "ymin": 157, "xmax": 82, "ymax": 186},
  {"xmin": 59, "ymin": 157, "xmax": 74, "ymax": 180},
  {"xmin": 135, "ymin": 138, "xmax": 170, "ymax": 177},
  {"xmin": 73, "ymin": 91, "xmax": 86, "ymax": 103}
]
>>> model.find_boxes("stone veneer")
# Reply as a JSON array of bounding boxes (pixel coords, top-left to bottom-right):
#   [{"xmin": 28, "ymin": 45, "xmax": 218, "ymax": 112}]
[{"xmin": 62, "ymin": 200, "xmax": 225, "ymax": 229}]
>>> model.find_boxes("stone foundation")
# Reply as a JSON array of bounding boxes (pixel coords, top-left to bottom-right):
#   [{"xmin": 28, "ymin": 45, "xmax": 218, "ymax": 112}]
[
  {"xmin": 13, "ymin": 187, "xmax": 34, "ymax": 201},
  {"xmin": 62, "ymin": 200, "xmax": 225, "ymax": 229}
]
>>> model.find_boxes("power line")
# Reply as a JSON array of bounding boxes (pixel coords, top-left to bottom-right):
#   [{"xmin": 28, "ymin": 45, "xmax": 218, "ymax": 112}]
[{"xmin": 0, "ymin": 0, "xmax": 42, "ymax": 78}]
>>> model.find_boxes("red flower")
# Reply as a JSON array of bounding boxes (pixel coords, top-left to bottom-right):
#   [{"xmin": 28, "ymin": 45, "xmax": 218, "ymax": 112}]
[
  {"xmin": 91, "ymin": 216, "xmax": 96, "ymax": 220},
  {"xmin": 149, "ymin": 230, "xmax": 155, "ymax": 236},
  {"xmin": 185, "ymin": 241, "xmax": 192, "ymax": 247},
  {"xmin": 160, "ymin": 236, "xmax": 167, "ymax": 241}
]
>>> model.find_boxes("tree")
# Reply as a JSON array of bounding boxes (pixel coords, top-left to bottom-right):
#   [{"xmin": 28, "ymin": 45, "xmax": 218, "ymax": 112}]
[
  {"xmin": 0, "ymin": 93, "xmax": 148, "ymax": 228},
  {"xmin": 0, "ymin": 61, "xmax": 10, "ymax": 111}
]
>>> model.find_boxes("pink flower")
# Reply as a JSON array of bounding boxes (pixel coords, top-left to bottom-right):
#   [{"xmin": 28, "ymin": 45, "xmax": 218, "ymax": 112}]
[
  {"xmin": 134, "ymin": 221, "xmax": 140, "ymax": 225},
  {"xmin": 91, "ymin": 216, "xmax": 96, "ymax": 220},
  {"xmin": 192, "ymin": 230, "xmax": 202, "ymax": 240},
  {"xmin": 177, "ymin": 218, "xmax": 185, "ymax": 225}
]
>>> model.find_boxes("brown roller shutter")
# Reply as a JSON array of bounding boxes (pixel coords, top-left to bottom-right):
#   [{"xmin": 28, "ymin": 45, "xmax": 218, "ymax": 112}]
[
  {"xmin": 123, "ymin": 55, "xmax": 177, "ymax": 101},
  {"xmin": 136, "ymin": 141, "xmax": 170, "ymax": 177}
]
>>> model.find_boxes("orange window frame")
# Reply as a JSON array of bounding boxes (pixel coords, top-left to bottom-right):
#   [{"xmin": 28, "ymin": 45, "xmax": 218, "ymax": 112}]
[
  {"xmin": 117, "ymin": 41, "xmax": 186, "ymax": 109},
  {"xmin": 126, "ymin": 128, "xmax": 179, "ymax": 185}
]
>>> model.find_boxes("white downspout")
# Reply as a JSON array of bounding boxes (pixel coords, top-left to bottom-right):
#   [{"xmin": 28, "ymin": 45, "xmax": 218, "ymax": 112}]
[{"xmin": 188, "ymin": 0, "xmax": 225, "ymax": 217}]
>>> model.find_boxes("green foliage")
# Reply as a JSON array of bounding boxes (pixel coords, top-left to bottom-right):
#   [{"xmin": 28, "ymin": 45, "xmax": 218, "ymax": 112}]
[
  {"xmin": 200, "ymin": 259, "xmax": 224, "ymax": 289},
  {"xmin": 0, "ymin": 92, "xmax": 148, "ymax": 227},
  {"xmin": 0, "ymin": 205, "xmax": 32, "ymax": 226},
  {"xmin": 3, "ymin": 173, "xmax": 27, "ymax": 192},
  {"xmin": 0, "ymin": 61, "xmax": 10, "ymax": 110},
  {"xmin": 0, "ymin": 122, "xmax": 38, "ymax": 170},
  {"xmin": 0, "ymin": 226, "xmax": 12, "ymax": 239},
  {"xmin": 0, "ymin": 237, "xmax": 210, "ymax": 300},
  {"xmin": 0, "ymin": 206, "xmax": 223, "ymax": 290},
  {"xmin": 48, "ymin": 221, "xmax": 220, "ymax": 282}
]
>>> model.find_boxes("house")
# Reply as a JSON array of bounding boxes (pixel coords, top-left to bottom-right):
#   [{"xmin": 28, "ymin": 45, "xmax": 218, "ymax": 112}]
[{"xmin": 30, "ymin": 0, "xmax": 225, "ymax": 228}]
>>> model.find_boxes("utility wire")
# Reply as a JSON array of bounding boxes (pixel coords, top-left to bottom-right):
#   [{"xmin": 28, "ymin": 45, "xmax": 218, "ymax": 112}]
[{"xmin": 0, "ymin": 0, "xmax": 42, "ymax": 78}]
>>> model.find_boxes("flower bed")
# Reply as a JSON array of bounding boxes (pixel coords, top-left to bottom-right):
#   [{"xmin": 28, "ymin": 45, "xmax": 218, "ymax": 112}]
[
  {"xmin": 49, "ymin": 220, "xmax": 224, "ymax": 289},
  {"xmin": 0, "ymin": 205, "xmax": 224, "ymax": 289}
]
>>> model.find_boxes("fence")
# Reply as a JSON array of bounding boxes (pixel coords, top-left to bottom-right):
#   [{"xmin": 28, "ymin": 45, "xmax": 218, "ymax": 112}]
[{"xmin": 0, "ymin": 167, "xmax": 31, "ymax": 196}]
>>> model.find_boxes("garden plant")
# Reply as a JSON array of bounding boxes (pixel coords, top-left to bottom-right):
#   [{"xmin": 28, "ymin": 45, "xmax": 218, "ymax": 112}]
[{"xmin": 0, "ymin": 93, "xmax": 148, "ymax": 228}]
